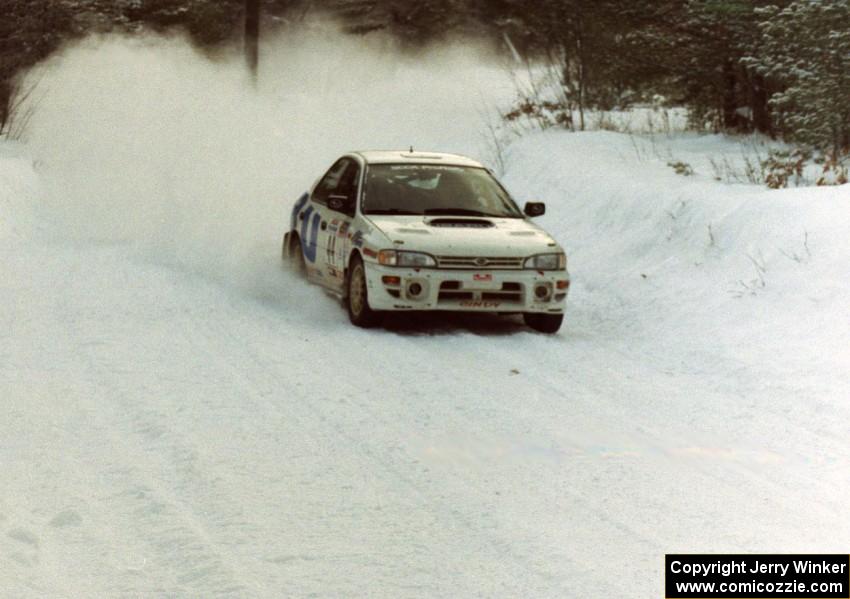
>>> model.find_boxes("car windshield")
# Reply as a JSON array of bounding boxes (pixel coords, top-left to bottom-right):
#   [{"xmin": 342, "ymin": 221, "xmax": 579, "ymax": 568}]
[{"xmin": 362, "ymin": 164, "xmax": 523, "ymax": 218}]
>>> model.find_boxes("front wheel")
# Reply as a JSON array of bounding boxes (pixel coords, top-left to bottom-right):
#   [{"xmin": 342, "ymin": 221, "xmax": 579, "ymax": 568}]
[
  {"xmin": 347, "ymin": 256, "xmax": 383, "ymax": 328},
  {"xmin": 523, "ymin": 312, "xmax": 564, "ymax": 334}
]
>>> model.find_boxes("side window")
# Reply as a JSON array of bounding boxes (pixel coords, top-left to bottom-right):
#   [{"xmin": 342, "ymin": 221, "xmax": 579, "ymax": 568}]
[
  {"xmin": 336, "ymin": 162, "xmax": 361, "ymax": 203},
  {"xmin": 312, "ymin": 159, "xmax": 350, "ymax": 205}
]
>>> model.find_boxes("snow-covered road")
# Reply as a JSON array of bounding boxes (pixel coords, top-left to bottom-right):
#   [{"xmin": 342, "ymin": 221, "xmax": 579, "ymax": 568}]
[{"xmin": 3, "ymin": 128, "xmax": 850, "ymax": 596}]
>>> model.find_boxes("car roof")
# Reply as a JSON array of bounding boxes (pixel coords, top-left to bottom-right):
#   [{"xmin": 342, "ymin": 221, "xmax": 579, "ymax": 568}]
[{"xmin": 353, "ymin": 150, "xmax": 485, "ymax": 168}]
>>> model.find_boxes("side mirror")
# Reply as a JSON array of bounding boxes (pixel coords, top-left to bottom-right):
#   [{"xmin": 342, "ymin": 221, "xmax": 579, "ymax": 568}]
[
  {"xmin": 524, "ymin": 202, "xmax": 546, "ymax": 217},
  {"xmin": 328, "ymin": 194, "xmax": 352, "ymax": 213}
]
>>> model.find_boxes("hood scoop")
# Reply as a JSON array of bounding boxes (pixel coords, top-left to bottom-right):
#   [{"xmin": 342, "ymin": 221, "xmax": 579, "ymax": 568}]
[{"xmin": 427, "ymin": 218, "xmax": 494, "ymax": 229}]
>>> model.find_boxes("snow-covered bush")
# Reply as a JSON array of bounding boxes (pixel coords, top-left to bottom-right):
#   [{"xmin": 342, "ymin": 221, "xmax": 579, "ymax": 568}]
[
  {"xmin": 503, "ymin": 98, "xmax": 573, "ymax": 131},
  {"xmin": 815, "ymin": 156, "xmax": 849, "ymax": 187},
  {"xmin": 761, "ymin": 149, "xmax": 811, "ymax": 190},
  {"xmin": 667, "ymin": 160, "xmax": 694, "ymax": 177}
]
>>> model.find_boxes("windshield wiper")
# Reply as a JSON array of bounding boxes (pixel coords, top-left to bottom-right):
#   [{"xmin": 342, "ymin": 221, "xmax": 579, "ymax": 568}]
[{"xmin": 424, "ymin": 208, "xmax": 493, "ymax": 217}]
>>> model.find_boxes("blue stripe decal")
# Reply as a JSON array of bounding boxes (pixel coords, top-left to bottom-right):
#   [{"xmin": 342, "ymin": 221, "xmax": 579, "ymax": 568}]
[
  {"xmin": 290, "ymin": 192, "xmax": 309, "ymax": 231},
  {"xmin": 299, "ymin": 205, "xmax": 314, "ymax": 262},
  {"xmin": 301, "ymin": 210, "xmax": 321, "ymax": 264}
]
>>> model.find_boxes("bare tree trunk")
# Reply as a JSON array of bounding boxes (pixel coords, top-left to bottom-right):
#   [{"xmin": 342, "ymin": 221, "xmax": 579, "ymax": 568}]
[
  {"xmin": 721, "ymin": 58, "xmax": 738, "ymax": 131},
  {"xmin": 557, "ymin": 48, "xmax": 575, "ymax": 131},
  {"xmin": 750, "ymin": 73, "xmax": 771, "ymax": 136},
  {"xmin": 245, "ymin": 0, "xmax": 260, "ymax": 84},
  {"xmin": 833, "ymin": 122, "xmax": 841, "ymax": 163},
  {"xmin": 577, "ymin": 73, "xmax": 585, "ymax": 131},
  {"xmin": 0, "ymin": 101, "xmax": 8, "ymax": 135},
  {"xmin": 576, "ymin": 22, "xmax": 586, "ymax": 132},
  {"xmin": 0, "ymin": 79, "xmax": 13, "ymax": 136}
]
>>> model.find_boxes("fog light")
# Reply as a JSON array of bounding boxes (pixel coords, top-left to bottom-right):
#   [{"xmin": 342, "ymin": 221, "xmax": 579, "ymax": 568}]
[
  {"xmin": 534, "ymin": 283, "xmax": 552, "ymax": 301},
  {"xmin": 382, "ymin": 276, "xmax": 401, "ymax": 286},
  {"xmin": 557, "ymin": 280, "xmax": 570, "ymax": 290},
  {"xmin": 408, "ymin": 282, "xmax": 423, "ymax": 297}
]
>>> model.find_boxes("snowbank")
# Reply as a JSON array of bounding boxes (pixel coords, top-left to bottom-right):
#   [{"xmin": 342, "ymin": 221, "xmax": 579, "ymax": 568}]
[
  {"xmin": 503, "ymin": 130, "xmax": 850, "ymax": 401},
  {"xmin": 0, "ymin": 141, "xmax": 41, "ymax": 241}
]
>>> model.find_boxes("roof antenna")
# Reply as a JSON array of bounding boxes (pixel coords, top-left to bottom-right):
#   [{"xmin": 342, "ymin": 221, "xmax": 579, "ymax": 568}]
[{"xmin": 409, "ymin": 146, "xmax": 414, "ymax": 153}]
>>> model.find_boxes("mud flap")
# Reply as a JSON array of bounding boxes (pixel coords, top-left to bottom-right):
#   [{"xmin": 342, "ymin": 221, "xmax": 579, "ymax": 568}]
[{"xmin": 282, "ymin": 232, "xmax": 291, "ymax": 260}]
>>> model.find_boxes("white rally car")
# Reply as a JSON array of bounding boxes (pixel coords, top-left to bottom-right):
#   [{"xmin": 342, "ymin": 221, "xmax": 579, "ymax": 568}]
[{"xmin": 282, "ymin": 151, "xmax": 570, "ymax": 333}]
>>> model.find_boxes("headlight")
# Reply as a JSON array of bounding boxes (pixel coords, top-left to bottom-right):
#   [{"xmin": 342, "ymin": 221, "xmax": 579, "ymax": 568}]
[
  {"xmin": 524, "ymin": 253, "xmax": 566, "ymax": 270},
  {"xmin": 377, "ymin": 250, "xmax": 436, "ymax": 268}
]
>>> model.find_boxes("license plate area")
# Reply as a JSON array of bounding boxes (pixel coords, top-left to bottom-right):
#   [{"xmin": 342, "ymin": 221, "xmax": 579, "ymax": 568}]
[{"xmin": 464, "ymin": 273, "xmax": 499, "ymax": 290}]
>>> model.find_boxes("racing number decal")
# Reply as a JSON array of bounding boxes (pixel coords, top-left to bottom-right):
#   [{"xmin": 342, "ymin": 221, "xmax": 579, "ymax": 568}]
[
  {"xmin": 325, "ymin": 220, "xmax": 351, "ymax": 281},
  {"xmin": 326, "ymin": 233, "xmax": 337, "ymax": 267}
]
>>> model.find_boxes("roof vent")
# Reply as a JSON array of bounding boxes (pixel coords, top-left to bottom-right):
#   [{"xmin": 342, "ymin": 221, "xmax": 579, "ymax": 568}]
[{"xmin": 428, "ymin": 218, "xmax": 494, "ymax": 229}]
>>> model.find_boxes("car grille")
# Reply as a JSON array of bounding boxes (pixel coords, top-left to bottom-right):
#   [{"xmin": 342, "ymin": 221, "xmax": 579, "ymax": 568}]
[{"xmin": 435, "ymin": 256, "xmax": 524, "ymax": 270}]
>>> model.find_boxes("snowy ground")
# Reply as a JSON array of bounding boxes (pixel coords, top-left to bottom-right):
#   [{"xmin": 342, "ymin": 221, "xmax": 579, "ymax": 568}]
[
  {"xmin": 3, "ymin": 35, "xmax": 850, "ymax": 598},
  {"xmin": 4, "ymin": 128, "xmax": 849, "ymax": 597}
]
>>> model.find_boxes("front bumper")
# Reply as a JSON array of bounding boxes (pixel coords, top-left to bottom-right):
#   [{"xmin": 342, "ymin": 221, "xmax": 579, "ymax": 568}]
[{"xmin": 363, "ymin": 263, "xmax": 570, "ymax": 313}]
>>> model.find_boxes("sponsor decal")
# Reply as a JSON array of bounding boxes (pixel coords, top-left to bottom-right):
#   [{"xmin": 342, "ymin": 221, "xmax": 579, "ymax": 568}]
[
  {"xmin": 459, "ymin": 300, "xmax": 501, "ymax": 309},
  {"xmin": 351, "ymin": 230, "xmax": 365, "ymax": 248},
  {"xmin": 388, "ymin": 165, "xmax": 464, "ymax": 172},
  {"xmin": 337, "ymin": 221, "xmax": 350, "ymax": 238},
  {"xmin": 473, "ymin": 273, "xmax": 493, "ymax": 282}
]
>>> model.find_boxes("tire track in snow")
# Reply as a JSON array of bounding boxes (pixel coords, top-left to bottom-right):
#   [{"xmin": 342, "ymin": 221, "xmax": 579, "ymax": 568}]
[
  {"xmin": 13, "ymin": 245, "xmax": 254, "ymax": 596},
  {"xmin": 186, "ymin": 300, "xmax": 578, "ymax": 596}
]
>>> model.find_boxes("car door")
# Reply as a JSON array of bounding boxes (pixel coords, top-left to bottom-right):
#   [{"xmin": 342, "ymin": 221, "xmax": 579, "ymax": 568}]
[
  {"xmin": 304, "ymin": 157, "xmax": 359, "ymax": 291},
  {"xmin": 299, "ymin": 159, "xmax": 344, "ymax": 284},
  {"xmin": 322, "ymin": 159, "xmax": 361, "ymax": 291}
]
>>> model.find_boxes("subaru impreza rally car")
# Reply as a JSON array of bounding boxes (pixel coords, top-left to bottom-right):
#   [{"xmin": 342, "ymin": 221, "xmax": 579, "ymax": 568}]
[{"xmin": 282, "ymin": 151, "xmax": 570, "ymax": 333}]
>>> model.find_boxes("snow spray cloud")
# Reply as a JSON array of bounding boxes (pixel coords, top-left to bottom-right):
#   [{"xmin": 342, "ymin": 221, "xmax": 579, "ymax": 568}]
[{"xmin": 21, "ymin": 27, "xmax": 513, "ymax": 288}]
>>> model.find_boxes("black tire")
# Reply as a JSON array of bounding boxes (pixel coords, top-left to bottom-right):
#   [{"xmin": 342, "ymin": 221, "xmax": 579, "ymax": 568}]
[
  {"xmin": 523, "ymin": 312, "xmax": 564, "ymax": 334},
  {"xmin": 346, "ymin": 256, "xmax": 383, "ymax": 328},
  {"xmin": 289, "ymin": 235, "xmax": 306, "ymax": 278}
]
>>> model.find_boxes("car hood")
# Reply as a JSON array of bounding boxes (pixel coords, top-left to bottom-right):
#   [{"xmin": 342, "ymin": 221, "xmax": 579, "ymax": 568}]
[{"xmin": 365, "ymin": 215, "xmax": 561, "ymax": 256}]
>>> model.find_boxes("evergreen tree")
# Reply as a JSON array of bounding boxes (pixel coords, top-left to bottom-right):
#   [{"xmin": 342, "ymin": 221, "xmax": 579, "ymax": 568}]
[
  {"xmin": 746, "ymin": 0, "xmax": 850, "ymax": 157},
  {"xmin": 120, "ymin": 0, "xmax": 243, "ymax": 46},
  {"xmin": 327, "ymin": 0, "xmax": 472, "ymax": 42},
  {"xmin": 1, "ymin": 0, "xmax": 848, "ymax": 159},
  {"xmin": 482, "ymin": 0, "xmax": 648, "ymax": 129},
  {"xmin": 647, "ymin": 0, "xmax": 786, "ymax": 134},
  {"xmin": 0, "ymin": 0, "xmax": 74, "ymax": 134}
]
